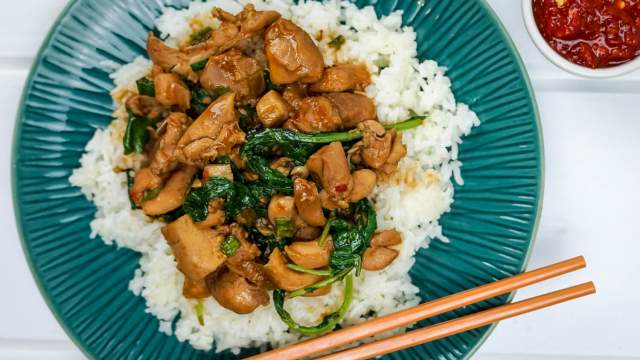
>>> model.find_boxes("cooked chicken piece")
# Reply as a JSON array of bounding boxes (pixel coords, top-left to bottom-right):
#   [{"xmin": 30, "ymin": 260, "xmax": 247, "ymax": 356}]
[
  {"xmin": 362, "ymin": 230, "xmax": 402, "ymax": 271},
  {"xmin": 226, "ymin": 260, "xmax": 272, "ymax": 289},
  {"xmin": 282, "ymin": 84, "xmax": 308, "ymax": 109},
  {"xmin": 143, "ymin": 166, "xmax": 197, "ymax": 215},
  {"xmin": 148, "ymin": 5, "xmax": 273, "ymax": 84},
  {"xmin": 170, "ymin": 5, "xmax": 278, "ymax": 83},
  {"xmin": 147, "ymin": 20, "xmax": 240, "ymax": 83},
  {"xmin": 264, "ymin": 249, "xmax": 325, "ymax": 293},
  {"xmin": 306, "ymin": 142, "xmax": 353, "ymax": 207},
  {"xmin": 371, "ymin": 230, "xmax": 402, "ymax": 247},
  {"xmin": 235, "ymin": 4, "xmax": 281, "ymax": 37},
  {"xmin": 130, "ymin": 167, "xmax": 164, "ymax": 207},
  {"xmin": 293, "ymin": 178, "xmax": 326, "ymax": 226},
  {"xmin": 228, "ymin": 146, "xmax": 247, "ymax": 170},
  {"xmin": 183, "ymin": 277, "xmax": 210, "ymax": 299},
  {"xmin": 162, "ymin": 215, "xmax": 227, "ymax": 294},
  {"xmin": 358, "ymin": 120, "xmax": 393, "ymax": 169},
  {"xmin": 268, "ymin": 195, "xmax": 297, "ymax": 225},
  {"xmin": 378, "ymin": 131, "xmax": 407, "ymax": 175},
  {"xmin": 350, "ymin": 169, "xmax": 377, "ymax": 202},
  {"xmin": 285, "ymin": 237, "xmax": 332, "ymax": 269},
  {"xmin": 256, "ymin": 90, "xmax": 293, "ymax": 128},
  {"xmin": 270, "ymin": 157, "xmax": 295, "ymax": 176},
  {"xmin": 362, "ymin": 247, "xmax": 399, "ymax": 271},
  {"xmin": 295, "ymin": 226, "xmax": 322, "ymax": 240},
  {"xmin": 176, "ymin": 93, "xmax": 245, "ymax": 165},
  {"xmin": 264, "ymin": 19, "xmax": 325, "ymax": 84},
  {"xmin": 154, "ymin": 73, "xmax": 191, "ymax": 111},
  {"xmin": 149, "ymin": 112, "xmax": 190, "ymax": 177},
  {"xmin": 203, "ymin": 164, "xmax": 234, "ymax": 182},
  {"xmin": 310, "ymin": 64, "xmax": 371, "ymax": 93},
  {"xmin": 325, "ymin": 93, "xmax": 376, "ymax": 129},
  {"xmin": 200, "ymin": 49, "xmax": 265, "ymax": 103},
  {"xmin": 147, "ymin": 34, "xmax": 182, "ymax": 71},
  {"xmin": 319, "ymin": 190, "xmax": 341, "ymax": 210},
  {"xmin": 208, "ymin": 269, "xmax": 269, "ymax": 314},
  {"xmin": 226, "ymin": 224, "xmax": 261, "ymax": 264},
  {"xmin": 180, "ymin": 21, "xmax": 241, "ymax": 74},
  {"xmin": 125, "ymin": 95, "xmax": 168, "ymax": 120},
  {"xmin": 289, "ymin": 96, "xmax": 342, "ymax": 132},
  {"xmin": 195, "ymin": 199, "xmax": 226, "ymax": 229}
]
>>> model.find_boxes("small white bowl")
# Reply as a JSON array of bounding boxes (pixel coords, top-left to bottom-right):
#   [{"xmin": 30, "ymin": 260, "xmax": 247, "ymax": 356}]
[{"xmin": 522, "ymin": 0, "xmax": 640, "ymax": 78}]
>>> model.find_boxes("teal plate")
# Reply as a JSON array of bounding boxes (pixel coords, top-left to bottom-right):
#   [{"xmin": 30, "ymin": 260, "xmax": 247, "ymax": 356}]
[{"xmin": 12, "ymin": 0, "xmax": 543, "ymax": 359}]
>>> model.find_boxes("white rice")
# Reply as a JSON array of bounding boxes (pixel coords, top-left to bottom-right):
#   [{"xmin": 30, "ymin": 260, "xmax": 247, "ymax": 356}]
[{"xmin": 70, "ymin": 0, "xmax": 479, "ymax": 353}]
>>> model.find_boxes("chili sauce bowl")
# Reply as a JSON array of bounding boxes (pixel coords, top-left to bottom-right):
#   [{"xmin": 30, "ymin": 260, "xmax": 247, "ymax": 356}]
[{"xmin": 522, "ymin": 0, "xmax": 640, "ymax": 78}]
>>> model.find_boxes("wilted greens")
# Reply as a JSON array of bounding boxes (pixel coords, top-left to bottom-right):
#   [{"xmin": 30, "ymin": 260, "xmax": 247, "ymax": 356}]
[{"xmin": 123, "ymin": 111, "xmax": 152, "ymax": 154}]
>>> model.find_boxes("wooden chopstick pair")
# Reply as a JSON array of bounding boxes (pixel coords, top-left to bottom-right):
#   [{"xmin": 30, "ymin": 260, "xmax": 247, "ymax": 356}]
[{"xmin": 249, "ymin": 256, "xmax": 594, "ymax": 360}]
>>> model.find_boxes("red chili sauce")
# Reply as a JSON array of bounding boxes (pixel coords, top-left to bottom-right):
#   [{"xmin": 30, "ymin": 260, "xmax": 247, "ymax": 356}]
[{"xmin": 533, "ymin": 0, "xmax": 640, "ymax": 68}]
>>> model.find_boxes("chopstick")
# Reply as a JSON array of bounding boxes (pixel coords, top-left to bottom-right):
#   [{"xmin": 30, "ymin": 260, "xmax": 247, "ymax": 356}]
[
  {"xmin": 248, "ymin": 256, "xmax": 587, "ymax": 360},
  {"xmin": 320, "ymin": 281, "xmax": 596, "ymax": 360}
]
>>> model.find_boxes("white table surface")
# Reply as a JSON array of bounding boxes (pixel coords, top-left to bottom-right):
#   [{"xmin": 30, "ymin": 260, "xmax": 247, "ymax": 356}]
[{"xmin": 2, "ymin": 1, "xmax": 639, "ymax": 359}]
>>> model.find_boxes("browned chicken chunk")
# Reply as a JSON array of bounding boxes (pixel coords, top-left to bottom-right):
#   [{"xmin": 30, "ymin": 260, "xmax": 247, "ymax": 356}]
[
  {"xmin": 264, "ymin": 19, "xmax": 325, "ymax": 84},
  {"xmin": 268, "ymin": 195, "xmax": 297, "ymax": 225},
  {"xmin": 147, "ymin": 34, "xmax": 181, "ymax": 71},
  {"xmin": 362, "ymin": 247, "xmax": 399, "ymax": 271},
  {"xmin": 293, "ymin": 178, "xmax": 326, "ymax": 226},
  {"xmin": 264, "ymin": 249, "xmax": 325, "ymax": 293},
  {"xmin": 310, "ymin": 63, "xmax": 371, "ymax": 93},
  {"xmin": 200, "ymin": 49, "xmax": 265, "ymax": 103},
  {"xmin": 130, "ymin": 167, "xmax": 164, "ymax": 207},
  {"xmin": 126, "ymin": 95, "xmax": 168, "ymax": 120},
  {"xmin": 306, "ymin": 142, "xmax": 353, "ymax": 207},
  {"xmin": 282, "ymin": 84, "xmax": 308, "ymax": 109},
  {"xmin": 357, "ymin": 120, "xmax": 393, "ymax": 169},
  {"xmin": 378, "ymin": 131, "xmax": 407, "ymax": 175},
  {"xmin": 226, "ymin": 224, "xmax": 261, "ymax": 264},
  {"xmin": 183, "ymin": 277, "xmax": 210, "ymax": 299},
  {"xmin": 149, "ymin": 112, "xmax": 190, "ymax": 177},
  {"xmin": 362, "ymin": 230, "xmax": 402, "ymax": 271},
  {"xmin": 226, "ymin": 260, "xmax": 272, "ymax": 290},
  {"xmin": 176, "ymin": 93, "xmax": 245, "ymax": 165},
  {"xmin": 325, "ymin": 93, "xmax": 376, "ymax": 129},
  {"xmin": 285, "ymin": 237, "xmax": 332, "ymax": 269},
  {"xmin": 235, "ymin": 4, "xmax": 281, "ymax": 37},
  {"xmin": 288, "ymin": 96, "xmax": 342, "ymax": 132},
  {"xmin": 350, "ymin": 169, "xmax": 377, "ymax": 202},
  {"xmin": 143, "ymin": 166, "xmax": 197, "ymax": 215},
  {"xmin": 208, "ymin": 269, "xmax": 270, "ymax": 314},
  {"xmin": 162, "ymin": 215, "xmax": 227, "ymax": 297},
  {"xmin": 256, "ymin": 90, "xmax": 293, "ymax": 128},
  {"xmin": 154, "ymin": 73, "xmax": 191, "ymax": 111},
  {"xmin": 371, "ymin": 230, "xmax": 402, "ymax": 247}
]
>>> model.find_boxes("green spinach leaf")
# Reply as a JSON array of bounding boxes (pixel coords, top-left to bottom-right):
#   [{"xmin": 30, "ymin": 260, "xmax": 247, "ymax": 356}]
[
  {"xmin": 136, "ymin": 77, "xmax": 155, "ymax": 97},
  {"xmin": 123, "ymin": 111, "xmax": 151, "ymax": 154}
]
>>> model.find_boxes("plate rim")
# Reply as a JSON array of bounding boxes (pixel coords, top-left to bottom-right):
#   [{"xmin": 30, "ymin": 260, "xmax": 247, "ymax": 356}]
[
  {"xmin": 461, "ymin": 1, "xmax": 544, "ymax": 359},
  {"xmin": 11, "ymin": 0, "xmax": 95, "ymax": 358},
  {"xmin": 10, "ymin": 0, "xmax": 545, "ymax": 358}
]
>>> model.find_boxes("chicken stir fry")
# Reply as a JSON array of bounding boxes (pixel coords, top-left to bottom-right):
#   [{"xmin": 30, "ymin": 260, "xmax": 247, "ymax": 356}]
[{"xmin": 122, "ymin": 5, "xmax": 424, "ymax": 334}]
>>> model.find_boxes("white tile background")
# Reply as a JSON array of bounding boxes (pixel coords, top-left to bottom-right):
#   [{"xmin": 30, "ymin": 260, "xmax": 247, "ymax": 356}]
[{"xmin": 1, "ymin": 1, "xmax": 639, "ymax": 359}]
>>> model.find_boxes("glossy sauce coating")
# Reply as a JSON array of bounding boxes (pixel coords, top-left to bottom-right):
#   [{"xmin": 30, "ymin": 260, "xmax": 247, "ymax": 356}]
[{"xmin": 533, "ymin": 0, "xmax": 640, "ymax": 68}]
